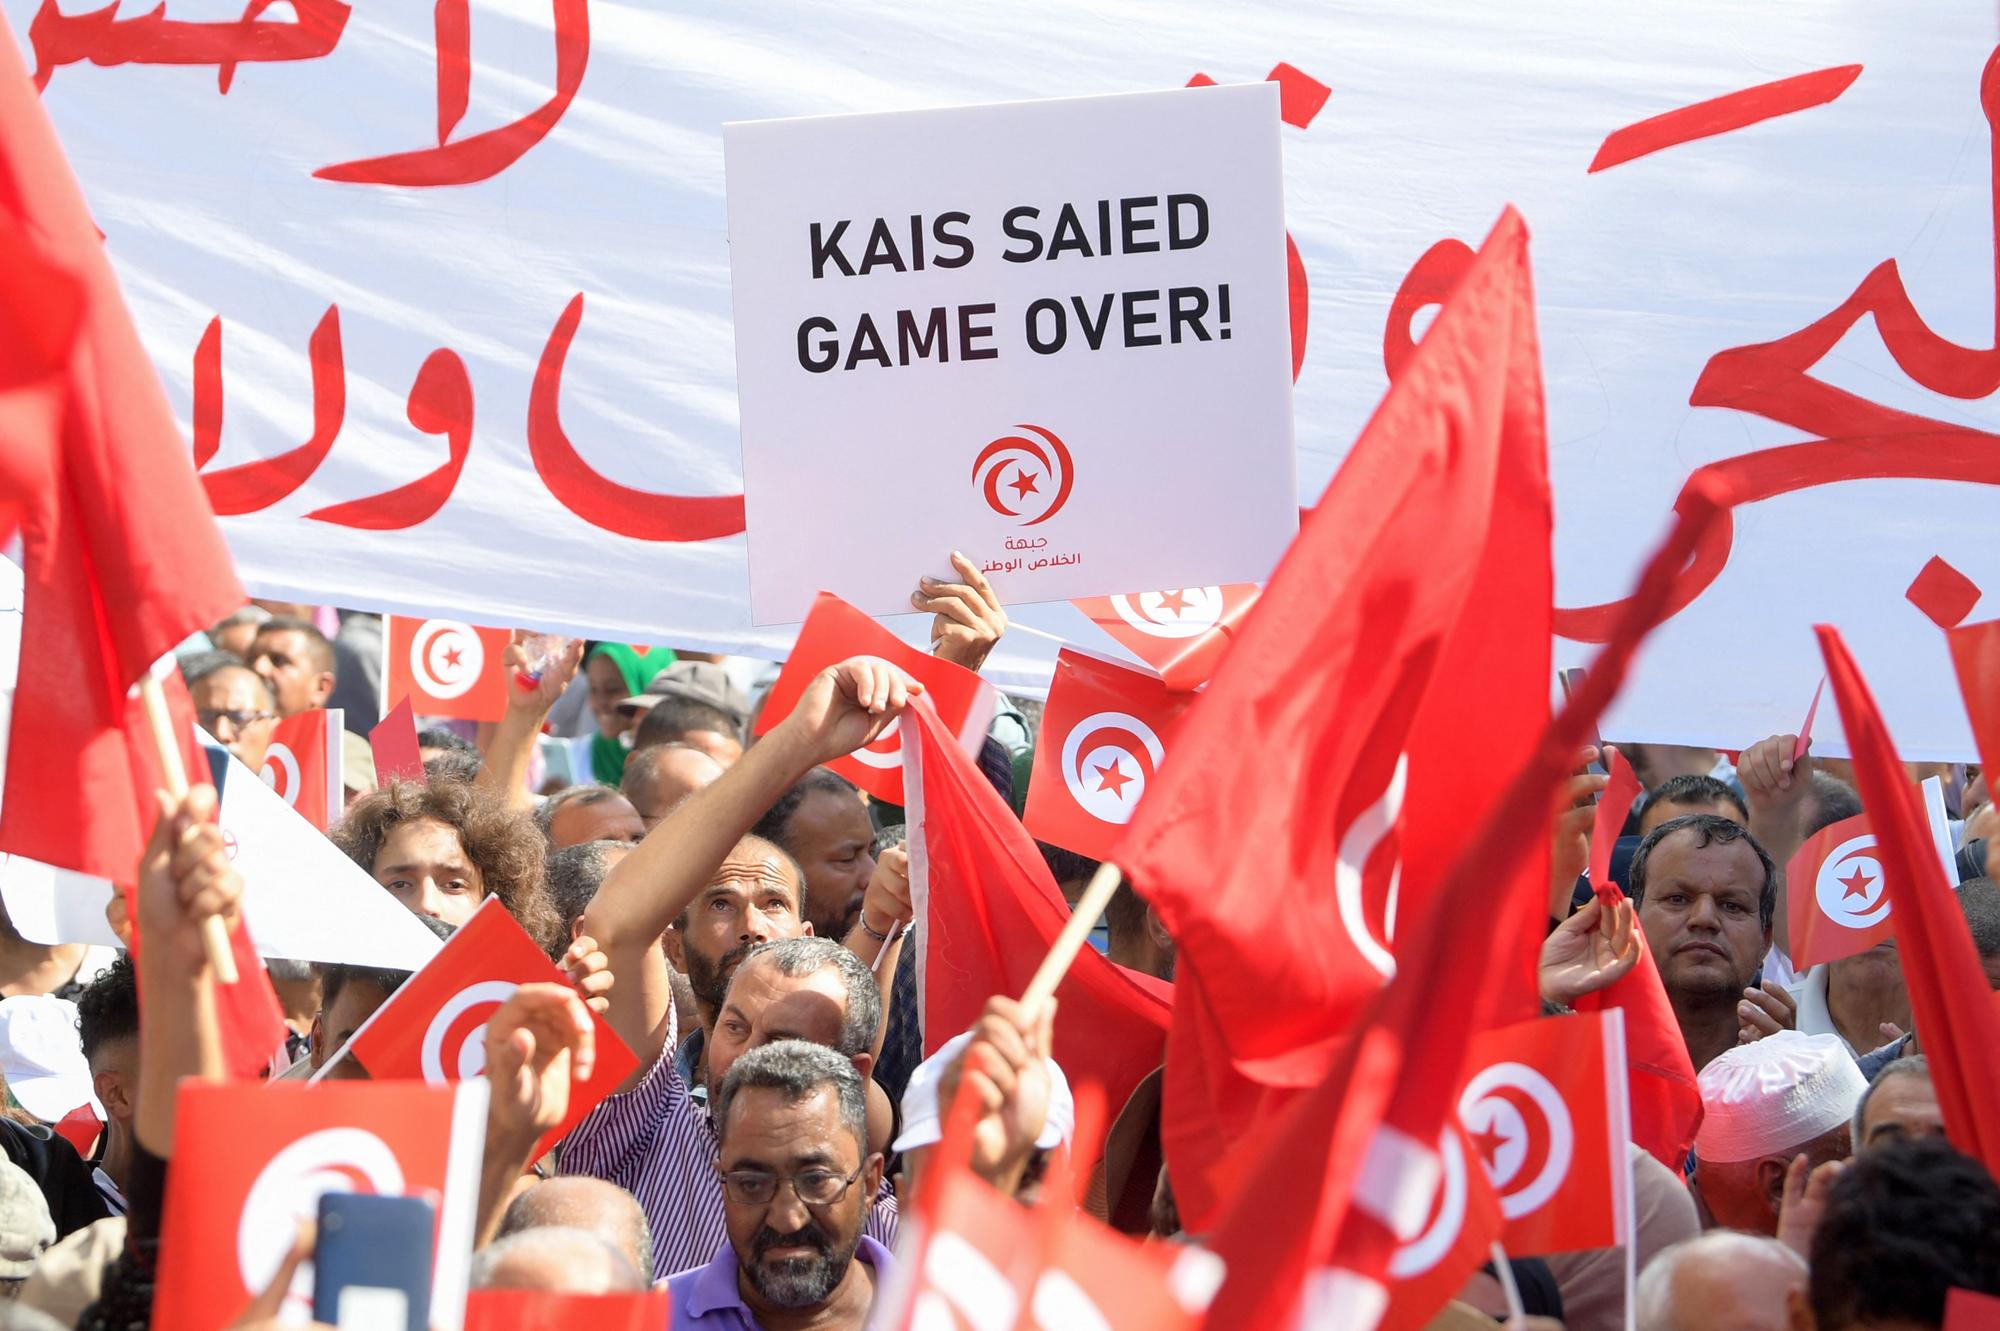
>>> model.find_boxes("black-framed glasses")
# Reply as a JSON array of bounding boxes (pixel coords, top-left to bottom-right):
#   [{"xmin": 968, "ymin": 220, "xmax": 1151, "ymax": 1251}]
[
  {"xmin": 716, "ymin": 1165, "xmax": 865, "ymax": 1208},
  {"xmin": 197, "ymin": 708, "xmax": 274, "ymax": 732}
]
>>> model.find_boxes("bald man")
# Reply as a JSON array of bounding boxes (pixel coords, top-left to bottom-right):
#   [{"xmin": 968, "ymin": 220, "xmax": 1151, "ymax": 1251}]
[
  {"xmin": 469, "ymin": 1226, "xmax": 644, "ymax": 1293},
  {"xmin": 497, "ymin": 1177, "xmax": 653, "ymax": 1282},
  {"xmin": 1636, "ymin": 1232, "xmax": 1805, "ymax": 1331},
  {"xmin": 623, "ymin": 743, "xmax": 726, "ymax": 832}
]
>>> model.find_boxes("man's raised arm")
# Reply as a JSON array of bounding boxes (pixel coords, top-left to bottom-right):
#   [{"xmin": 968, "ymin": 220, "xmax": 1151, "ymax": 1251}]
[{"xmin": 582, "ymin": 657, "xmax": 919, "ymax": 1074}]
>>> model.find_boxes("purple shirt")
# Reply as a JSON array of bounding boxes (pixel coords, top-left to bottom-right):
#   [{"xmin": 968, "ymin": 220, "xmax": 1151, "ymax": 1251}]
[
  {"xmin": 558, "ymin": 1003, "xmax": 898, "ymax": 1276},
  {"xmin": 664, "ymin": 1234, "xmax": 896, "ymax": 1330}
]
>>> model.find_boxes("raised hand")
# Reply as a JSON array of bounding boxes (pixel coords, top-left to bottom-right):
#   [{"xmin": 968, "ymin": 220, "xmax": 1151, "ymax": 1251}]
[
  {"xmin": 1737, "ymin": 979, "xmax": 1798, "ymax": 1044},
  {"xmin": 935, "ymin": 995, "xmax": 1056, "ymax": 1193},
  {"xmin": 484, "ymin": 982, "xmax": 597, "ymax": 1150},
  {"xmin": 137, "ymin": 785, "xmax": 246, "ymax": 972},
  {"xmin": 775, "ymin": 656, "xmax": 922, "ymax": 767},
  {"xmin": 559, "ymin": 934, "xmax": 614, "ymax": 1015},
  {"xmin": 1538, "ymin": 896, "xmax": 1640, "ymax": 1007},
  {"xmin": 913, "ymin": 552, "xmax": 1008, "ymax": 673}
]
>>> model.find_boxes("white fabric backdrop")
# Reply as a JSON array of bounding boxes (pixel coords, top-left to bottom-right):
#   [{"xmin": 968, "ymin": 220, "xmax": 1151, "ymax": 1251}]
[{"xmin": 9, "ymin": 1, "xmax": 1998, "ymax": 755}]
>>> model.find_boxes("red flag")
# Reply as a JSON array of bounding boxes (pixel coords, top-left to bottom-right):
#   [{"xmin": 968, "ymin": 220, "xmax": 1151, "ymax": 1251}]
[
  {"xmin": 1024, "ymin": 650, "xmax": 1193, "ymax": 861},
  {"xmin": 372, "ymin": 697, "xmax": 427, "ymax": 786},
  {"xmin": 1070, "ymin": 585, "xmax": 1262, "ymax": 691},
  {"xmin": 0, "ymin": 10, "xmax": 244, "ymax": 882},
  {"xmin": 464, "ymin": 1290, "xmax": 671, "ymax": 1331},
  {"xmin": 52, "ymin": 1102, "xmax": 100, "ymax": 1160},
  {"xmin": 1115, "ymin": 207, "xmax": 1555, "ymax": 1233},
  {"xmin": 154, "ymin": 1079, "xmax": 488, "ymax": 1331},
  {"xmin": 758, "ymin": 593, "xmax": 993, "ymax": 804},
  {"xmin": 1023, "ymin": 1201, "xmax": 1220, "ymax": 1331},
  {"xmin": 1948, "ymin": 619, "xmax": 2000, "ymax": 777},
  {"xmin": 1819, "ymin": 625, "xmax": 2000, "ymax": 1177},
  {"xmin": 901, "ymin": 695, "xmax": 1170, "ymax": 1175},
  {"xmin": 1945, "ymin": 1288, "xmax": 2000, "ymax": 1331},
  {"xmin": 1458, "ymin": 1011, "xmax": 1630, "ymax": 1258},
  {"xmin": 1194, "ymin": 371, "xmax": 1729, "ymax": 1330},
  {"xmin": 1786, "ymin": 782, "xmax": 1954, "ymax": 969},
  {"xmin": 1589, "ymin": 748, "xmax": 1642, "ymax": 898},
  {"xmin": 383, "ymin": 617, "xmax": 515, "ymax": 722},
  {"xmin": 340, "ymin": 899, "xmax": 636, "ymax": 1157},
  {"xmin": 257, "ymin": 708, "xmax": 342, "ymax": 832},
  {"xmin": 1571, "ymin": 929, "xmax": 1702, "ymax": 1172}
]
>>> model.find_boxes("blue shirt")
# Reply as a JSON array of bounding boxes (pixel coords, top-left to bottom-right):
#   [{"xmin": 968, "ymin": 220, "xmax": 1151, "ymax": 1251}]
[{"xmin": 664, "ymin": 1234, "xmax": 895, "ymax": 1330}]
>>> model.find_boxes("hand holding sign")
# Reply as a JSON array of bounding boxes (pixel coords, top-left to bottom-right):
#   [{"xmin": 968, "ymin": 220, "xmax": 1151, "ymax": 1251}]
[{"xmin": 915, "ymin": 552, "xmax": 1009, "ymax": 673}]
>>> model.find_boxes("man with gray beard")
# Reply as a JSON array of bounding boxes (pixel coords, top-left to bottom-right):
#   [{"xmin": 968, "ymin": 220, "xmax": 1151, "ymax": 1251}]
[{"xmin": 664, "ymin": 1041, "xmax": 887, "ymax": 1329}]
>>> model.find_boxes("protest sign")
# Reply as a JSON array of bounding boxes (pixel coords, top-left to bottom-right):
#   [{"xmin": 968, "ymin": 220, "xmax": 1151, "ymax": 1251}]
[
  {"xmin": 724, "ymin": 83, "xmax": 1296, "ymax": 623},
  {"xmin": 154, "ymin": 1079, "xmax": 487, "ymax": 1331},
  {"xmin": 11, "ymin": 1, "xmax": 2000, "ymax": 744}
]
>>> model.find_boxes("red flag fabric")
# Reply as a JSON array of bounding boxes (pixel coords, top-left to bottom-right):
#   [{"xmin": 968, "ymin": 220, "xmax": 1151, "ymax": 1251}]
[
  {"xmin": 464, "ymin": 1289, "xmax": 671, "ymax": 1331},
  {"xmin": 1194, "ymin": 378, "xmax": 1729, "ymax": 1330},
  {"xmin": 340, "ymin": 898, "xmax": 636, "ymax": 1157},
  {"xmin": 154, "ymin": 1079, "xmax": 488, "ymax": 1331},
  {"xmin": 1787, "ymin": 781, "xmax": 1957, "ymax": 970},
  {"xmin": 1377, "ymin": 1124, "xmax": 1507, "ymax": 1331},
  {"xmin": 758, "ymin": 592, "xmax": 993, "ymax": 804},
  {"xmin": 1945, "ymin": 1288, "xmax": 2000, "ymax": 1331},
  {"xmin": 257, "ymin": 708, "xmax": 342, "ymax": 832},
  {"xmin": 1026, "ymin": 1201, "xmax": 1220, "ymax": 1331},
  {"xmin": 1070, "ymin": 585, "xmax": 1262, "ymax": 691},
  {"xmin": 1819, "ymin": 625, "xmax": 2000, "ymax": 1177},
  {"xmin": 1024, "ymin": 650, "xmax": 1193, "ymax": 861},
  {"xmin": 1115, "ymin": 207, "xmax": 1555, "ymax": 1233},
  {"xmin": 372, "ymin": 697, "xmax": 427, "ymax": 786},
  {"xmin": 1948, "ymin": 619, "xmax": 2000, "ymax": 777},
  {"xmin": 1589, "ymin": 748, "xmax": 1642, "ymax": 898},
  {"xmin": 0, "ymin": 12, "xmax": 244, "ymax": 881},
  {"xmin": 1458, "ymin": 1011, "xmax": 1630, "ymax": 1258},
  {"xmin": 51, "ymin": 1102, "xmax": 100, "ymax": 1161},
  {"xmin": 1571, "ymin": 929, "xmax": 1702, "ymax": 1172},
  {"xmin": 901, "ymin": 694, "xmax": 1170, "ymax": 1174},
  {"xmin": 383, "ymin": 617, "xmax": 515, "ymax": 722}
]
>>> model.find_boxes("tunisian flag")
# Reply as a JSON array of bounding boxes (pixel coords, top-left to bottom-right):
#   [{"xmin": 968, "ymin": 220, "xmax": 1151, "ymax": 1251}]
[
  {"xmin": 1820, "ymin": 625, "xmax": 2000, "ymax": 1177},
  {"xmin": 1787, "ymin": 786, "xmax": 1959, "ymax": 969},
  {"xmin": 155, "ymin": 1079, "xmax": 488, "ymax": 1331},
  {"xmin": 336, "ymin": 898, "xmax": 637, "ymax": 1158},
  {"xmin": 1947, "ymin": 619, "xmax": 2000, "ymax": 777},
  {"xmin": 759, "ymin": 593, "xmax": 994, "ymax": 804},
  {"xmin": 0, "ymin": 13, "xmax": 244, "ymax": 881},
  {"xmin": 1114, "ymin": 207, "xmax": 1556, "ymax": 1234},
  {"xmin": 901, "ymin": 694, "xmax": 1170, "ymax": 1172},
  {"xmin": 1024, "ymin": 649, "xmax": 1194, "ymax": 861},
  {"xmin": 383, "ymin": 617, "xmax": 515, "ymax": 722},
  {"xmin": 257, "ymin": 708, "xmax": 343, "ymax": 831},
  {"xmin": 1070, "ymin": 584, "xmax": 1262, "ymax": 691}
]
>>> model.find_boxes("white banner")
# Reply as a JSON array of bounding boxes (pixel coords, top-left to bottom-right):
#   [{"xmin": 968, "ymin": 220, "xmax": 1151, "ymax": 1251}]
[
  {"xmin": 9, "ymin": 2, "xmax": 1997, "ymax": 754},
  {"xmin": 724, "ymin": 84, "xmax": 1296, "ymax": 623}
]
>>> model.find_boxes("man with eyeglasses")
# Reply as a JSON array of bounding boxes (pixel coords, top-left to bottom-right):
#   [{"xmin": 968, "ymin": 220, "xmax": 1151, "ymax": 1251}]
[
  {"xmin": 185, "ymin": 659, "xmax": 277, "ymax": 763},
  {"xmin": 665, "ymin": 1041, "xmax": 888, "ymax": 1329}
]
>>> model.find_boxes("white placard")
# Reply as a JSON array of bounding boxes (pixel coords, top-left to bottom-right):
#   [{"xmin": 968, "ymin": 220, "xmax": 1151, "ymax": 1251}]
[{"xmin": 723, "ymin": 84, "xmax": 1297, "ymax": 623}]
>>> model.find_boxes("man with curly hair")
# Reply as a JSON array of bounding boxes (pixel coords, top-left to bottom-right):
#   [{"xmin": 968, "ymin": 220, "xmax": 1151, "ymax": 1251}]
[{"xmin": 333, "ymin": 779, "xmax": 563, "ymax": 953}]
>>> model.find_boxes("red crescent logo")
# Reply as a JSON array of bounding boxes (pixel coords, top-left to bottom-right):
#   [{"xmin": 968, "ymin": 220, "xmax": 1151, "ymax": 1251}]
[{"xmin": 972, "ymin": 424, "xmax": 1075, "ymax": 526}]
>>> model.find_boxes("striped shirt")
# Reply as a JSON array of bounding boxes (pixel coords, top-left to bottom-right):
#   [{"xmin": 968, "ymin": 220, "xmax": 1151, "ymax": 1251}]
[{"xmin": 559, "ymin": 1004, "xmax": 899, "ymax": 1277}]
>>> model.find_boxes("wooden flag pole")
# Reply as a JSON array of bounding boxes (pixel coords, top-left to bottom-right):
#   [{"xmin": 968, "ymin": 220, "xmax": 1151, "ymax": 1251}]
[
  {"xmin": 1019, "ymin": 859, "xmax": 1122, "ymax": 1014},
  {"xmin": 135, "ymin": 673, "xmax": 240, "ymax": 984}
]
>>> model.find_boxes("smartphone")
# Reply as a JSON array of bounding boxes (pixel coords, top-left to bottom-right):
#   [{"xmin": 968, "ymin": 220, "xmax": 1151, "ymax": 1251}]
[
  {"xmin": 312, "ymin": 1193, "xmax": 435, "ymax": 1331},
  {"xmin": 1558, "ymin": 668, "xmax": 1610, "ymax": 780}
]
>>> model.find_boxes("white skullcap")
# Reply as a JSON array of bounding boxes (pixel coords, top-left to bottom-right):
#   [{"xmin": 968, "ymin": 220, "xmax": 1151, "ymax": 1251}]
[
  {"xmin": 892, "ymin": 1030, "xmax": 1073, "ymax": 1155},
  {"xmin": 1695, "ymin": 1031, "xmax": 1867, "ymax": 1163}
]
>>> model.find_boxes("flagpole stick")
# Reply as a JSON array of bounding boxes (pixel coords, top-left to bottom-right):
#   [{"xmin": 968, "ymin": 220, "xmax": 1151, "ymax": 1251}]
[
  {"xmin": 1019, "ymin": 860, "xmax": 1121, "ymax": 1015},
  {"xmin": 1002, "ymin": 622, "xmax": 1069, "ymax": 647},
  {"xmin": 1491, "ymin": 1242, "xmax": 1526, "ymax": 1324},
  {"xmin": 135, "ymin": 673, "xmax": 240, "ymax": 985}
]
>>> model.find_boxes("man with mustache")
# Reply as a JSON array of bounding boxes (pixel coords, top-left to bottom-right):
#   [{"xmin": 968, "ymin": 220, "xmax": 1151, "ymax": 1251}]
[
  {"xmin": 667, "ymin": 1041, "xmax": 887, "ymax": 1330},
  {"xmin": 566, "ymin": 657, "xmax": 913, "ymax": 1276},
  {"xmin": 1630, "ymin": 814, "xmax": 1779, "ymax": 1072}
]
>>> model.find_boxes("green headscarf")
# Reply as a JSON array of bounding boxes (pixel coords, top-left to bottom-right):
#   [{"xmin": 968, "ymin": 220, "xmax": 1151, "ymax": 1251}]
[{"xmin": 587, "ymin": 643, "xmax": 674, "ymax": 785}]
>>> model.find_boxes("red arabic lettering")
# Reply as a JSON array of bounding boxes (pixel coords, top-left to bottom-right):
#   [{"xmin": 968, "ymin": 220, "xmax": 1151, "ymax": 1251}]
[
  {"xmin": 1589, "ymin": 65, "xmax": 1863, "ymax": 174},
  {"xmin": 192, "ymin": 305, "xmax": 345, "ymax": 515},
  {"xmin": 28, "ymin": 0, "xmax": 349, "ymax": 95},
  {"xmin": 306, "ymin": 349, "xmax": 473, "ymax": 529},
  {"xmin": 315, "ymin": 0, "xmax": 589, "ymax": 188},
  {"xmin": 1186, "ymin": 62, "xmax": 1328, "ymax": 382},
  {"xmin": 1552, "ymin": 46, "xmax": 2000, "ymax": 641},
  {"xmin": 528, "ymin": 294, "xmax": 747, "ymax": 542},
  {"xmin": 1383, "ymin": 238, "xmax": 1474, "ymax": 382}
]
